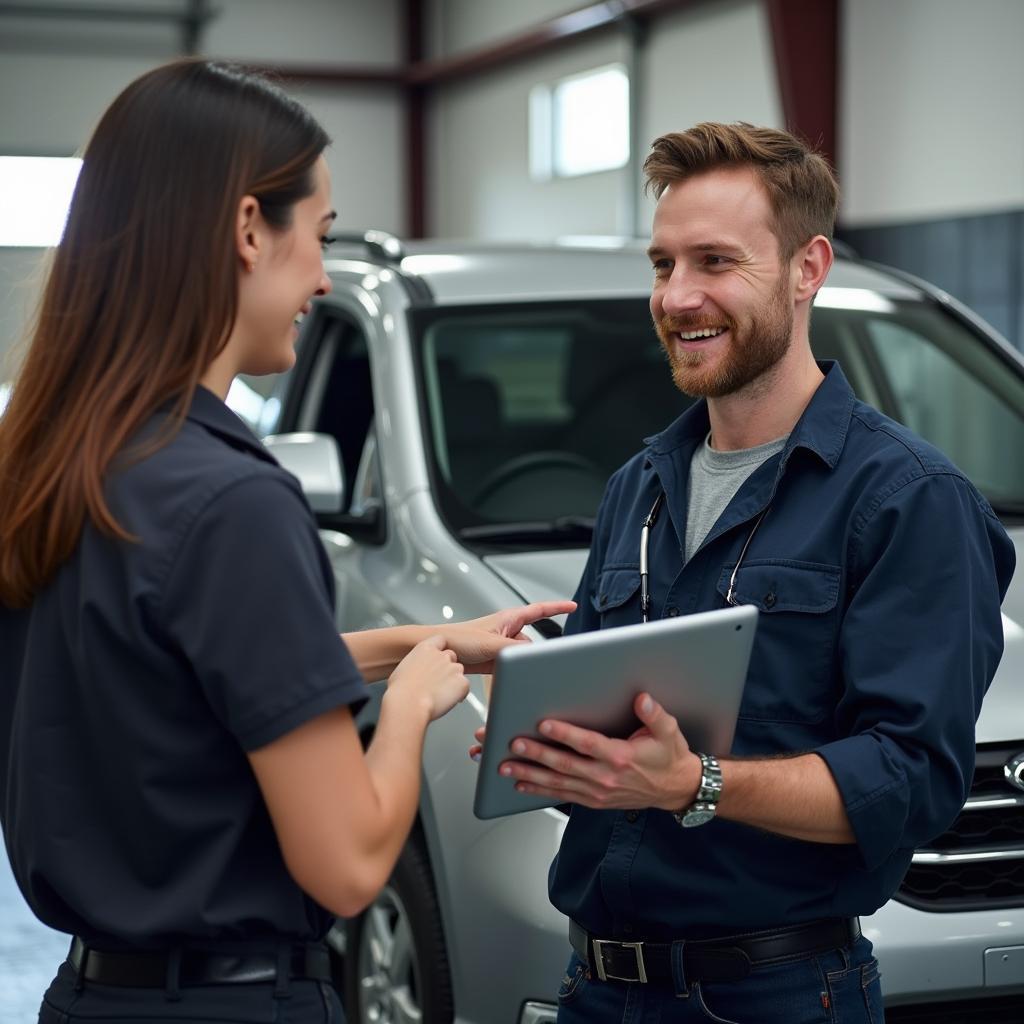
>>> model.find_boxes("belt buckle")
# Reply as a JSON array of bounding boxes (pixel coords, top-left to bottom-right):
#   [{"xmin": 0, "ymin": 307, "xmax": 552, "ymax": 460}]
[{"xmin": 592, "ymin": 939, "xmax": 648, "ymax": 983}]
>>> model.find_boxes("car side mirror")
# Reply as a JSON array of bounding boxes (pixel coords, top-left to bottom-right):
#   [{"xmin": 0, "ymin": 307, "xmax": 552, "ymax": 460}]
[{"xmin": 263, "ymin": 432, "xmax": 345, "ymax": 514}]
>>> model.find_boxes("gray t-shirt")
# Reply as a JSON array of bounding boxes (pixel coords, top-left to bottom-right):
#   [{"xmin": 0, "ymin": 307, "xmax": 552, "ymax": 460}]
[{"xmin": 684, "ymin": 432, "xmax": 789, "ymax": 562}]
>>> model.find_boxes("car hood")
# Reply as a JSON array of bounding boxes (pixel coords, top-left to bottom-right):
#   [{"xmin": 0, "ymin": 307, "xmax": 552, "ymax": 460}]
[{"xmin": 484, "ymin": 530, "xmax": 1024, "ymax": 746}]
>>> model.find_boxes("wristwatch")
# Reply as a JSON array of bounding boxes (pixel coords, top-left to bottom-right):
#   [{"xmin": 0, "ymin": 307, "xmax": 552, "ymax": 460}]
[{"xmin": 673, "ymin": 752, "xmax": 722, "ymax": 828}]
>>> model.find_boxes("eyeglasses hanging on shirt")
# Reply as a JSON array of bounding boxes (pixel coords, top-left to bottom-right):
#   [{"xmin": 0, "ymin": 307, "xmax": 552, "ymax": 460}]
[{"xmin": 639, "ymin": 491, "xmax": 770, "ymax": 623}]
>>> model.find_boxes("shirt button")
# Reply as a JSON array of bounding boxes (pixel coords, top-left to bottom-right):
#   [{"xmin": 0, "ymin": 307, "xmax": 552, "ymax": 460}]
[
  {"xmin": 763, "ymin": 591, "xmax": 777, "ymax": 609},
  {"xmin": 625, "ymin": 810, "xmax": 639, "ymax": 823},
  {"xmin": 666, "ymin": 606, "xmax": 680, "ymax": 617}
]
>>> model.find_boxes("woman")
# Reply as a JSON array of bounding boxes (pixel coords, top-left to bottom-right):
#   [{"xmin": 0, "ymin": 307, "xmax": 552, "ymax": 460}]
[{"xmin": 0, "ymin": 59, "xmax": 571, "ymax": 1022}]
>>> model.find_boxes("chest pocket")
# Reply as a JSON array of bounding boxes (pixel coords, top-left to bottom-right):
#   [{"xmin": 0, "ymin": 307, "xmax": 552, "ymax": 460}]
[
  {"xmin": 590, "ymin": 566, "xmax": 641, "ymax": 628},
  {"xmin": 716, "ymin": 559, "xmax": 841, "ymax": 725}
]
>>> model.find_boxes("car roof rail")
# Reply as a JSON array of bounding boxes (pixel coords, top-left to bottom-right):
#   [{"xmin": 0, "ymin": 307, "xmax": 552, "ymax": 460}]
[
  {"xmin": 831, "ymin": 237, "xmax": 858, "ymax": 259},
  {"xmin": 328, "ymin": 229, "xmax": 405, "ymax": 263}
]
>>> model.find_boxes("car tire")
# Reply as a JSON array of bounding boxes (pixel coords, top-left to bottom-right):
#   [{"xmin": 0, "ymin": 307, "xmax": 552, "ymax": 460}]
[{"xmin": 341, "ymin": 833, "xmax": 455, "ymax": 1024}]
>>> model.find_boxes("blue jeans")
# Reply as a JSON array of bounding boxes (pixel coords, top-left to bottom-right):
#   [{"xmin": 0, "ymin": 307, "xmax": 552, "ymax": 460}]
[
  {"xmin": 37, "ymin": 959, "xmax": 345, "ymax": 1023},
  {"xmin": 557, "ymin": 936, "xmax": 884, "ymax": 1024}
]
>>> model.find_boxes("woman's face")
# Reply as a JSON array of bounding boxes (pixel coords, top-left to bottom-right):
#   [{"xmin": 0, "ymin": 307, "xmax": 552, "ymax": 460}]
[{"xmin": 234, "ymin": 156, "xmax": 335, "ymax": 376}]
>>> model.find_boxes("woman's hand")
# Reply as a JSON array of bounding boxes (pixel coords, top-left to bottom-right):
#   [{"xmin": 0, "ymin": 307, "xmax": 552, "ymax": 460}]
[
  {"xmin": 440, "ymin": 600, "xmax": 576, "ymax": 673},
  {"xmin": 388, "ymin": 635, "xmax": 470, "ymax": 722}
]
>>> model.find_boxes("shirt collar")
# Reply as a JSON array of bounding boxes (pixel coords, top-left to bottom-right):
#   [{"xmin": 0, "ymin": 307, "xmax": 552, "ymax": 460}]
[
  {"xmin": 184, "ymin": 384, "xmax": 278, "ymax": 464},
  {"xmin": 644, "ymin": 360, "xmax": 854, "ymax": 471}
]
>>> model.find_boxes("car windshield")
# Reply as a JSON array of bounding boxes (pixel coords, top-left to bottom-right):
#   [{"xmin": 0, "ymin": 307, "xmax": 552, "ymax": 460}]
[{"xmin": 413, "ymin": 296, "xmax": 1024, "ymax": 539}]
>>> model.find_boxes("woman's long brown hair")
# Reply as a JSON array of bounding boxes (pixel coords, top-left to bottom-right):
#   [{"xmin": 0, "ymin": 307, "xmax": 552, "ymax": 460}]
[{"xmin": 0, "ymin": 60, "xmax": 328, "ymax": 607}]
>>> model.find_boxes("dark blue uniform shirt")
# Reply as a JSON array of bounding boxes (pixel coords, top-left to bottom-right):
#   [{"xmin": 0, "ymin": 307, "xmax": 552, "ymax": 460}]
[
  {"xmin": 549, "ymin": 362, "xmax": 1015, "ymax": 939},
  {"xmin": 0, "ymin": 386, "xmax": 368, "ymax": 948}
]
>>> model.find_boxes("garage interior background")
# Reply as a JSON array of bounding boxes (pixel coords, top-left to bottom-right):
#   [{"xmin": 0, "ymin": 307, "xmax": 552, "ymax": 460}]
[
  {"xmin": 1, "ymin": 0, "xmax": 1024, "ymax": 385},
  {"xmin": 0, "ymin": 0, "xmax": 1023, "ymax": 1015}
]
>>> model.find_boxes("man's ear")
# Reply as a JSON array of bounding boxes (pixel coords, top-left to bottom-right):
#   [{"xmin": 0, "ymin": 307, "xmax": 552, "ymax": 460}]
[
  {"xmin": 793, "ymin": 236, "xmax": 834, "ymax": 302},
  {"xmin": 235, "ymin": 194, "xmax": 262, "ymax": 272}
]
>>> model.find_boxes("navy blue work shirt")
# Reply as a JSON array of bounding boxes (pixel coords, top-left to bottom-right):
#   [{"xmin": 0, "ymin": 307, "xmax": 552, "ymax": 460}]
[
  {"xmin": 549, "ymin": 361, "xmax": 1015, "ymax": 939},
  {"xmin": 0, "ymin": 386, "xmax": 368, "ymax": 948}
]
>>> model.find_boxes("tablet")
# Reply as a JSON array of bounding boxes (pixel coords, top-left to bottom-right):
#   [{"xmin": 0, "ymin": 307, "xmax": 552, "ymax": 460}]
[{"xmin": 473, "ymin": 603, "xmax": 758, "ymax": 820}]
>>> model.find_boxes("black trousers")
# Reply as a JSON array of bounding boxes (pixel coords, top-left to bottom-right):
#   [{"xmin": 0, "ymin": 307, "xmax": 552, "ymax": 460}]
[{"xmin": 38, "ymin": 959, "xmax": 345, "ymax": 1023}]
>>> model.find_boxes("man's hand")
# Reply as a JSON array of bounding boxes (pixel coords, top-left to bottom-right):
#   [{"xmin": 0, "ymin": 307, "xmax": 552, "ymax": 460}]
[
  {"xmin": 495, "ymin": 693, "xmax": 703, "ymax": 812},
  {"xmin": 440, "ymin": 600, "xmax": 576, "ymax": 674}
]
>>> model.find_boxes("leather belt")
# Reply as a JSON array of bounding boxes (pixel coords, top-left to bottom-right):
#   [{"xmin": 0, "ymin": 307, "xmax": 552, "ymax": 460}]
[
  {"xmin": 570, "ymin": 917, "xmax": 861, "ymax": 985},
  {"xmin": 68, "ymin": 936, "xmax": 332, "ymax": 988}
]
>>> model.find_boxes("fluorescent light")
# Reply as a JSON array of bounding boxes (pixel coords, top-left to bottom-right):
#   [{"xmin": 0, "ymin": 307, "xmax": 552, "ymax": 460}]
[
  {"xmin": 815, "ymin": 288, "xmax": 897, "ymax": 313},
  {"xmin": 0, "ymin": 157, "xmax": 82, "ymax": 247}
]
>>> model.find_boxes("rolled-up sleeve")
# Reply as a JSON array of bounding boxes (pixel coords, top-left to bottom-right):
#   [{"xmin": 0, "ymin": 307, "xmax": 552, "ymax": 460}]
[{"xmin": 817, "ymin": 471, "xmax": 1014, "ymax": 870}]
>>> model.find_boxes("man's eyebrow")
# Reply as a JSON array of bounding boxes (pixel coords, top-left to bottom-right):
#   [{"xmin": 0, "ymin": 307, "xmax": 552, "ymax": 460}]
[
  {"xmin": 691, "ymin": 240, "xmax": 743, "ymax": 253},
  {"xmin": 320, "ymin": 210, "xmax": 338, "ymax": 226},
  {"xmin": 646, "ymin": 240, "xmax": 744, "ymax": 260}
]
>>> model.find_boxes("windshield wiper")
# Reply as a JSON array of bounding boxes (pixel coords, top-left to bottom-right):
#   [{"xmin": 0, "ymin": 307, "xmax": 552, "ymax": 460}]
[{"xmin": 459, "ymin": 516, "xmax": 595, "ymax": 544}]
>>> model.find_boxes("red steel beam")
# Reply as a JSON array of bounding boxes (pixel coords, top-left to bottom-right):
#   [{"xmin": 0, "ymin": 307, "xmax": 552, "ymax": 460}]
[
  {"xmin": 406, "ymin": 0, "xmax": 693, "ymax": 86},
  {"xmin": 259, "ymin": 0, "xmax": 699, "ymax": 89},
  {"xmin": 764, "ymin": 0, "xmax": 839, "ymax": 172},
  {"xmin": 405, "ymin": 0, "xmax": 426, "ymax": 238}
]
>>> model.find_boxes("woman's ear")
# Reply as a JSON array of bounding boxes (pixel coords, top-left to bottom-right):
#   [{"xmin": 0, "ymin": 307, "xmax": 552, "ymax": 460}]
[{"xmin": 235, "ymin": 194, "xmax": 262, "ymax": 273}]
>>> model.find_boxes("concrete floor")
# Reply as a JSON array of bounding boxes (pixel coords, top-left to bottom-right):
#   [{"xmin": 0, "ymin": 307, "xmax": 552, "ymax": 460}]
[{"xmin": 0, "ymin": 849, "xmax": 69, "ymax": 1023}]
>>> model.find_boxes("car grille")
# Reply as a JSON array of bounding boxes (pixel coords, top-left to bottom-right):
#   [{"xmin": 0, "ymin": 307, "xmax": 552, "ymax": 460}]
[{"xmin": 896, "ymin": 742, "xmax": 1024, "ymax": 912}]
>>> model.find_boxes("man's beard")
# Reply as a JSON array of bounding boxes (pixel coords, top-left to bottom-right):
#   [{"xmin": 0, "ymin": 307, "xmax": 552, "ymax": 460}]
[{"xmin": 654, "ymin": 273, "xmax": 794, "ymax": 399}]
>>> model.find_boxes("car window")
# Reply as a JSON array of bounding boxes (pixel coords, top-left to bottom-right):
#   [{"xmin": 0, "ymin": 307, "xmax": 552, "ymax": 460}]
[
  {"xmin": 415, "ymin": 299, "xmax": 690, "ymax": 530},
  {"xmin": 286, "ymin": 312, "xmax": 383, "ymax": 527},
  {"xmin": 414, "ymin": 296, "xmax": 1024, "ymax": 535},
  {"xmin": 862, "ymin": 315, "xmax": 1024, "ymax": 505}
]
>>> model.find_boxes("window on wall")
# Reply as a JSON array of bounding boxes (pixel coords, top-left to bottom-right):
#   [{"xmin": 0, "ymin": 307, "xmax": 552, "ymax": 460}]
[
  {"xmin": 0, "ymin": 157, "xmax": 82, "ymax": 247},
  {"xmin": 529, "ymin": 64, "xmax": 630, "ymax": 180}
]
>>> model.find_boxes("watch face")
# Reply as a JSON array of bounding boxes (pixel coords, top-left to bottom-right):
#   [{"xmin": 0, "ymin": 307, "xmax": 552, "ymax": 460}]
[{"xmin": 682, "ymin": 808, "xmax": 715, "ymax": 827}]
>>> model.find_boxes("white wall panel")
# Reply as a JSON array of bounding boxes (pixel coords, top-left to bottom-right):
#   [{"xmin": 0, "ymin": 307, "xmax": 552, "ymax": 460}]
[
  {"xmin": 841, "ymin": 0, "xmax": 1024, "ymax": 224},
  {"xmin": 292, "ymin": 84, "xmax": 404, "ymax": 235},
  {"xmin": 428, "ymin": 34, "xmax": 629, "ymax": 239},
  {"xmin": 205, "ymin": 0, "xmax": 400, "ymax": 65},
  {"xmin": 638, "ymin": 0, "xmax": 782, "ymax": 235}
]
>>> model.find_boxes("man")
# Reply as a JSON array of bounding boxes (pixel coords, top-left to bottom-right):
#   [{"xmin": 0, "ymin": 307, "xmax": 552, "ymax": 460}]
[{"xmin": 493, "ymin": 124, "xmax": 1016, "ymax": 1020}]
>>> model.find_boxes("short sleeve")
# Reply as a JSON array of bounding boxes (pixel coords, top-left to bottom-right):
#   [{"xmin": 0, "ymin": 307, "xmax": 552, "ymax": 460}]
[{"xmin": 160, "ymin": 471, "xmax": 369, "ymax": 750}]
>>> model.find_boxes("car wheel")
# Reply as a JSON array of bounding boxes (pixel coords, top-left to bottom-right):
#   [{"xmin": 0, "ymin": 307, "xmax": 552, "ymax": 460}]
[{"xmin": 341, "ymin": 834, "xmax": 454, "ymax": 1024}]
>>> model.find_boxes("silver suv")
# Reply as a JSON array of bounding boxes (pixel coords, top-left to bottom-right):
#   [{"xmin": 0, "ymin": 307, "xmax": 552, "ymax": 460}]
[{"xmin": 246, "ymin": 233, "xmax": 1024, "ymax": 1024}]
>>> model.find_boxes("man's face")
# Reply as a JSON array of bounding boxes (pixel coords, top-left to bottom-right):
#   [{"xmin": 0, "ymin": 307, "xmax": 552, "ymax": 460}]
[{"xmin": 648, "ymin": 166, "xmax": 796, "ymax": 399}]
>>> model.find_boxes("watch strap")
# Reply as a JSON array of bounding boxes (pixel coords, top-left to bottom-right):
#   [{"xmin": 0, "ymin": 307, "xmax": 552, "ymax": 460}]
[{"xmin": 673, "ymin": 752, "xmax": 722, "ymax": 827}]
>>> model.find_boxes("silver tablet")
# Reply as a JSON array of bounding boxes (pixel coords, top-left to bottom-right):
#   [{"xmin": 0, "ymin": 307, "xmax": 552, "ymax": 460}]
[{"xmin": 473, "ymin": 603, "xmax": 758, "ymax": 820}]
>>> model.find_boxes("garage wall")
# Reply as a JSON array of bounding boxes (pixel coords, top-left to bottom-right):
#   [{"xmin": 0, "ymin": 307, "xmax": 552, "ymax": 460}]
[
  {"xmin": 0, "ymin": 0, "xmax": 403, "ymax": 375},
  {"xmin": 840, "ymin": 0, "xmax": 1024, "ymax": 225},
  {"xmin": 427, "ymin": 0, "xmax": 781, "ymax": 239},
  {"xmin": 637, "ymin": 0, "xmax": 781, "ymax": 236},
  {"xmin": 838, "ymin": 0, "xmax": 1024, "ymax": 349},
  {"xmin": 426, "ymin": 0, "xmax": 585, "ymax": 58}
]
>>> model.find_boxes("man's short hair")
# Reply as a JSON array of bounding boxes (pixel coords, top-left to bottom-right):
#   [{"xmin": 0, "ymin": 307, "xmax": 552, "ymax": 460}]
[{"xmin": 643, "ymin": 122, "xmax": 839, "ymax": 260}]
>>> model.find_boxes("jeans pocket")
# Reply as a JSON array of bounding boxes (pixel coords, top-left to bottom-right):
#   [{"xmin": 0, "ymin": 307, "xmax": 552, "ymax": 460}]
[
  {"xmin": 556, "ymin": 954, "xmax": 590, "ymax": 1006},
  {"xmin": 693, "ymin": 983, "xmax": 744, "ymax": 1024},
  {"xmin": 695, "ymin": 955, "xmax": 831, "ymax": 1024},
  {"xmin": 825, "ymin": 959, "xmax": 884, "ymax": 1024}
]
